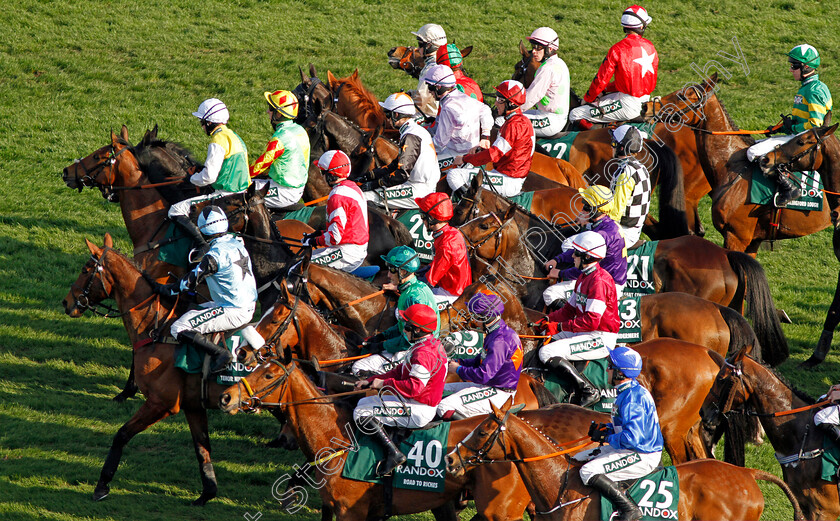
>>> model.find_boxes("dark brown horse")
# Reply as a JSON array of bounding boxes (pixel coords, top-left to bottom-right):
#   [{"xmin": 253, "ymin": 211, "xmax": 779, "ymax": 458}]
[
  {"xmin": 447, "ymin": 397, "xmax": 804, "ymax": 521},
  {"xmin": 673, "ymin": 77, "xmax": 840, "ymax": 252},
  {"xmin": 457, "ymin": 206, "xmax": 789, "ymax": 366},
  {"xmin": 700, "ymin": 345, "xmax": 838, "ymax": 520},
  {"xmin": 62, "ymin": 235, "xmax": 227, "ymax": 505}
]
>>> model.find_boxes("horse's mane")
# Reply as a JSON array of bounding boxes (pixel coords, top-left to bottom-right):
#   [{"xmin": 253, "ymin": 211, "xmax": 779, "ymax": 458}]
[
  {"xmin": 748, "ymin": 354, "xmax": 816, "ymax": 404},
  {"xmin": 337, "ymin": 74, "xmax": 385, "ymax": 126},
  {"xmin": 714, "ymin": 96, "xmax": 756, "ymax": 147}
]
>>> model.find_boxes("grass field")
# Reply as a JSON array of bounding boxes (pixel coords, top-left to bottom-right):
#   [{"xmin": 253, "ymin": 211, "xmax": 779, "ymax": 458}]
[{"xmin": 1, "ymin": 0, "xmax": 840, "ymax": 519}]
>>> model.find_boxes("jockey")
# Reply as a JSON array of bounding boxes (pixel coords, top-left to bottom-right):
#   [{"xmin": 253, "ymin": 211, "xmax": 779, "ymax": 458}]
[
  {"xmin": 302, "ymin": 151, "xmax": 369, "ymax": 272},
  {"xmin": 814, "ymin": 383, "xmax": 840, "ymax": 447},
  {"xmin": 575, "ymin": 345, "xmax": 664, "ymax": 521},
  {"xmin": 427, "ymin": 64, "xmax": 493, "ymax": 160},
  {"xmin": 747, "ymin": 44, "xmax": 833, "ymax": 207},
  {"xmin": 568, "ymin": 5, "xmax": 658, "ymax": 129},
  {"xmin": 351, "ymin": 246, "xmax": 440, "ymax": 376},
  {"xmin": 355, "ymin": 92, "xmax": 441, "ymax": 209},
  {"xmin": 353, "ymin": 303, "xmax": 448, "ymax": 476},
  {"xmin": 605, "ymin": 125, "xmax": 652, "ymax": 249},
  {"xmin": 520, "ymin": 27, "xmax": 571, "ymax": 137},
  {"xmin": 436, "ymin": 44, "xmax": 483, "ymax": 102},
  {"xmin": 249, "ymin": 90, "xmax": 310, "ymax": 209},
  {"xmin": 411, "ymin": 23, "xmax": 448, "ymax": 119},
  {"xmin": 543, "ymin": 185, "xmax": 627, "ymax": 307},
  {"xmin": 438, "ymin": 291, "xmax": 524, "ymax": 420},
  {"xmin": 168, "ymin": 98, "xmax": 250, "ymax": 260},
  {"xmin": 537, "ymin": 231, "xmax": 619, "ymax": 407},
  {"xmin": 448, "ymin": 80, "xmax": 535, "ymax": 198},
  {"xmin": 415, "ymin": 192, "xmax": 471, "ymax": 307},
  {"xmin": 153, "ymin": 206, "xmax": 257, "ymax": 374}
]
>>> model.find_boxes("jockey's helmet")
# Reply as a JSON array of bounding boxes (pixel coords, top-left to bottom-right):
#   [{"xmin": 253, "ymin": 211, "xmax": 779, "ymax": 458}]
[
  {"xmin": 412, "ymin": 24, "xmax": 447, "ymax": 49},
  {"xmin": 495, "ymin": 80, "xmax": 527, "ymax": 107},
  {"xmin": 197, "ymin": 205, "xmax": 229, "ymax": 236},
  {"xmin": 788, "ymin": 44, "xmax": 820, "ymax": 75},
  {"xmin": 415, "ymin": 192, "xmax": 453, "ymax": 222},
  {"xmin": 579, "ymin": 185, "xmax": 614, "ymax": 212},
  {"xmin": 527, "ymin": 27, "xmax": 559, "ymax": 52},
  {"xmin": 571, "ymin": 230, "xmax": 607, "ymax": 261},
  {"xmin": 399, "ymin": 303, "xmax": 438, "ymax": 333},
  {"xmin": 192, "ymin": 98, "xmax": 229, "ymax": 125},
  {"xmin": 621, "ymin": 5, "xmax": 652, "ymax": 30},
  {"xmin": 435, "ymin": 44, "xmax": 463, "ymax": 68},
  {"xmin": 609, "ymin": 345, "xmax": 643, "ymax": 379},
  {"xmin": 315, "ymin": 150, "xmax": 351, "ymax": 179},
  {"xmin": 424, "ymin": 64, "xmax": 457, "ymax": 89},
  {"xmin": 381, "ymin": 245, "xmax": 421, "ymax": 273},
  {"xmin": 467, "ymin": 291, "xmax": 505, "ymax": 321},
  {"xmin": 610, "ymin": 124, "xmax": 647, "ymax": 155},
  {"xmin": 264, "ymin": 90, "xmax": 299, "ymax": 119},
  {"xmin": 379, "ymin": 92, "xmax": 417, "ymax": 120}
]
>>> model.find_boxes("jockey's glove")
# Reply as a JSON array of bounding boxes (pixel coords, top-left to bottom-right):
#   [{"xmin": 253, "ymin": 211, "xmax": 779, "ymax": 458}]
[
  {"xmin": 780, "ymin": 114, "xmax": 794, "ymax": 134},
  {"xmin": 539, "ymin": 320, "xmax": 560, "ymax": 336},
  {"xmin": 361, "ymin": 341, "xmax": 385, "ymax": 355},
  {"xmin": 366, "ymin": 332, "xmax": 386, "ymax": 344},
  {"xmin": 588, "ymin": 421, "xmax": 613, "ymax": 443},
  {"xmin": 151, "ymin": 281, "xmax": 178, "ymax": 297}
]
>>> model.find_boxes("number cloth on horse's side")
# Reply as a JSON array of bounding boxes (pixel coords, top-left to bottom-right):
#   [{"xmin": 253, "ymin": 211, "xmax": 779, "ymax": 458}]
[
  {"xmin": 748, "ymin": 166, "xmax": 824, "ymax": 211},
  {"xmin": 599, "ymin": 466, "xmax": 679, "ymax": 521}
]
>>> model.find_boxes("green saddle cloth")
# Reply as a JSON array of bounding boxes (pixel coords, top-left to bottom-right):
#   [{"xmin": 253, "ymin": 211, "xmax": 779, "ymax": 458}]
[
  {"xmin": 821, "ymin": 435, "xmax": 840, "ymax": 482},
  {"xmin": 281, "ymin": 205, "xmax": 316, "ymax": 223},
  {"xmin": 508, "ymin": 191, "xmax": 534, "ymax": 212},
  {"xmin": 395, "ymin": 209, "xmax": 434, "ymax": 264},
  {"xmin": 342, "ymin": 422, "xmax": 450, "ymax": 492},
  {"xmin": 543, "ymin": 357, "xmax": 616, "ymax": 414},
  {"xmin": 173, "ymin": 330, "xmax": 254, "ymax": 385},
  {"xmin": 536, "ymin": 132, "xmax": 579, "ymax": 160},
  {"xmin": 157, "ymin": 223, "xmax": 192, "ymax": 268},
  {"xmin": 625, "ymin": 240, "xmax": 658, "ymax": 297},
  {"xmin": 443, "ymin": 330, "xmax": 485, "ymax": 360},
  {"xmin": 600, "ymin": 466, "xmax": 680, "ymax": 521},
  {"xmin": 747, "ymin": 166, "xmax": 824, "ymax": 212}
]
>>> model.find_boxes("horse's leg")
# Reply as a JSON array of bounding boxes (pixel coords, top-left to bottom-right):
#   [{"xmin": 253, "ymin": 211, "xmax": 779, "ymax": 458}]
[
  {"xmin": 93, "ymin": 401, "xmax": 173, "ymax": 501},
  {"xmin": 430, "ymin": 502, "xmax": 458, "ymax": 521},
  {"xmin": 801, "ymin": 269, "xmax": 840, "ymax": 368},
  {"xmin": 113, "ymin": 359, "xmax": 138, "ymax": 402},
  {"xmin": 183, "ymin": 407, "xmax": 217, "ymax": 506}
]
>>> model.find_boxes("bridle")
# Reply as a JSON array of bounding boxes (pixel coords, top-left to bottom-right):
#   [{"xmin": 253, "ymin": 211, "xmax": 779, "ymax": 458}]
[
  {"xmin": 294, "ymin": 76, "xmax": 334, "ymax": 126},
  {"xmin": 461, "ymin": 212, "xmax": 513, "ymax": 267},
  {"xmin": 70, "ymin": 142, "xmax": 129, "ymax": 192},
  {"xmin": 650, "ymin": 83, "xmax": 713, "ymax": 129},
  {"xmin": 234, "ymin": 359, "xmax": 296, "ymax": 413},
  {"xmin": 703, "ymin": 360, "xmax": 744, "ymax": 427},
  {"xmin": 452, "ymin": 407, "xmax": 515, "ymax": 468},
  {"xmin": 396, "ymin": 47, "xmax": 423, "ymax": 78},
  {"xmin": 69, "ymin": 247, "xmax": 125, "ymax": 318},
  {"xmin": 767, "ymin": 127, "xmax": 826, "ymax": 175}
]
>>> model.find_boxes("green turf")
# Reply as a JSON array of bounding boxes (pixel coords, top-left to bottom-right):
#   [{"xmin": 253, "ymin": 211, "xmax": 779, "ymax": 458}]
[{"xmin": 2, "ymin": 0, "xmax": 840, "ymax": 519}]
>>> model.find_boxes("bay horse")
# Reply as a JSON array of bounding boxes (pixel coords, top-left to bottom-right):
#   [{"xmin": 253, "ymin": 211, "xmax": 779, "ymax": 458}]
[
  {"xmin": 62, "ymin": 234, "xmax": 227, "ymax": 505},
  {"xmin": 457, "ymin": 205, "xmax": 789, "ymax": 366},
  {"xmin": 61, "ymin": 126, "xmax": 199, "ymax": 280},
  {"xmin": 700, "ymin": 345, "xmax": 839, "ymax": 520},
  {"xmin": 446, "ymin": 397, "xmax": 804, "ymax": 521},
  {"xmin": 387, "ymin": 45, "xmax": 473, "ymax": 80},
  {"xmin": 671, "ymin": 77, "xmax": 840, "ymax": 252}
]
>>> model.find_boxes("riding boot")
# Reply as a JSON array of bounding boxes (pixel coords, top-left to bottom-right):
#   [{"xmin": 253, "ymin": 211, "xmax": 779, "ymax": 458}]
[
  {"xmin": 172, "ymin": 215, "xmax": 210, "ymax": 259},
  {"xmin": 773, "ymin": 172, "xmax": 802, "ymax": 208},
  {"xmin": 589, "ymin": 474, "xmax": 642, "ymax": 521},
  {"xmin": 818, "ymin": 422, "xmax": 840, "ymax": 447},
  {"xmin": 178, "ymin": 331, "xmax": 233, "ymax": 374},
  {"xmin": 547, "ymin": 357, "xmax": 601, "ymax": 408},
  {"xmin": 368, "ymin": 417, "xmax": 407, "ymax": 477}
]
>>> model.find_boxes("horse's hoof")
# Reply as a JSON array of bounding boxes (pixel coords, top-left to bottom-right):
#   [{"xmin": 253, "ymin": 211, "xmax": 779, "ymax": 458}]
[
  {"xmin": 777, "ymin": 309, "xmax": 793, "ymax": 324},
  {"xmin": 798, "ymin": 357, "xmax": 823, "ymax": 370},
  {"xmin": 92, "ymin": 484, "xmax": 110, "ymax": 501},
  {"xmin": 191, "ymin": 491, "xmax": 216, "ymax": 506},
  {"xmin": 112, "ymin": 389, "xmax": 137, "ymax": 402}
]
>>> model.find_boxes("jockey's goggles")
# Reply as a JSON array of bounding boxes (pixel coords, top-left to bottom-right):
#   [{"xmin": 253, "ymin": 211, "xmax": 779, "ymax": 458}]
[{"xmin": 387, "ymin": 265, "xmax": 400, "ymax": 274}]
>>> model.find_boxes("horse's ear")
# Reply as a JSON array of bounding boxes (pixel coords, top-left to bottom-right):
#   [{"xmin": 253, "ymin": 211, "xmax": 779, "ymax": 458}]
[
  {"xmin": 351, "ymin": 69, "xmax": 359, "ymax": 80},
  {"xmin": 309, "ymin": 63, "xmax": 318, "ymax": 79},
  {"xmin": 471, "ymin": 169, "xmax": 484, "ymax": 193},
  {"xmin": 824, "ymin": 123, "xmax": 838, "ymax": 136},
  {"xmin": 104, "ymin": 233, "xmax": 113, "ymax": 248},
  {"xmin": 85, "ymin": 238, "xmax": 100, "ymax": 255},
  {"xmin": 120, "ymin": 125, "xmax": 130, "ymax": 142},
  {"xmin": 461, "ymin": 45, "xmax": 472, "ymax": 58},
  {"xmin": 519, "ymin": 40, "xmax": 527, "ymax": 56},
  {"xmin": 299, "ymin": 65, "xmax": 307, "ymax": 84},
  {"xmin": 110, "ymin": 129, "xmax": 119, "ymax": 145},
  {"xmin": 258, "ymin": 183, "xmax": 270, "ymax": 198},
  {"xmin": 708, "ymin": 72, "xmax": 719, "ymax": 86},
  {"xmin": 327, "ymin": 70, "xmax": 338, "ymax": 90},
  {"xmin": 503, "ymin": 204, "xmax": 516, "ymax": 222},
  {"xmin": 151, "ymin": 123, "xmax": 158, "ymax": 139},
  {"xmin": 489, "ymin": 399, "xmax": 504, "ymax": 419}
]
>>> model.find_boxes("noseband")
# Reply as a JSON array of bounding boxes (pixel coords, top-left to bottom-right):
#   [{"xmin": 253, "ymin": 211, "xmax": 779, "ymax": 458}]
[
  {"xmin": 71, "ymin": 143, "xmax": 129, "ymax": 190},
  {"xmin": 70, "ymin": 247, "xmax": 124, "ymax": 317}
]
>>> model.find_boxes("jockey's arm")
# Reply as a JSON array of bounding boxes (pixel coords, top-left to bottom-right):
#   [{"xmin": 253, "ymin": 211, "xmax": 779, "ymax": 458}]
[
  {"xmin": 609, "ymin": 170, "xmax": 637, "ymax": 222},
  {"xmin": 584, "ymin": 48, "xmax": 619, "ymax": 104},
  {"xmin": 249, "ymin": 137, "xmax": 285, "ymax": 178},
  {"xmin": 457, "ymin": 339, "xmax": 504, "ymax": 384},
  {"xmin": 191, "ymin": 142, "xmax": 225, "ymax": 186},
  {"xmin": 523, "ymin": 67, "xmax": 552, "ymax": 111}
]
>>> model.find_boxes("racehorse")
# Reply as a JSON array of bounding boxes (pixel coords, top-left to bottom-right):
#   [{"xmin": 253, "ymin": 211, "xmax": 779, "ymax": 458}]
[
  {"xmin": 62, "ymin": 234, "xmax": 227, "ymax": 505},
  {"xmin": 387, "ymin": 45, "xmax": 473, "ymax": 79},
  {"xmin": 672, "ymin": 77, "xmax": 840, "ymax": 252},
  {"xmin": 457, "ymin": 205, "xmax": 789, "ymax": 366},
  {"xmin": 446, "ymin": 397, "xmax": 804, "ymax": 521},
  {"xmin": 61, "ymin": 126, "xmax": 199, "ymax": 280},
  {"xmin": 700, "ymin": 345, "xmax": 839, "ymax": 520}
]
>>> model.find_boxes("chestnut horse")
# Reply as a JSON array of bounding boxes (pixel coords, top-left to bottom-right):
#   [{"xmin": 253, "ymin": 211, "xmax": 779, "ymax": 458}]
[
  {"xmin": 62, "ymin": 235, "xmax": 225, "ymax": 505},
  {"xmin": 387, "ymin": 45, "xmax": 473, "ymax": 79},
  {"xmin": 673, "ymin": 79, "xmax": 840, "ymax": 252},
  {"xmin": 447, "ymin": 397, "xmax": 803, "ymax": 521},
  {"xmin": 61, "ymin": 126, "xmax": 198, "ymax": 280},
  {"xmin": 457, "ymin": 205, "xmax": 789, "ymax": 367},
  {"xmin": 700, "ymin": 345, "xmax": 838, "ymax": 520}
]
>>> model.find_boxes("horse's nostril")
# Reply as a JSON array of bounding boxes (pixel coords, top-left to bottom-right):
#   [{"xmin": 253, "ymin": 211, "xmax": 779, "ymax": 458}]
[{"xmin": 220, "ymin": 394, "xmax": 231, "ymax": 406}]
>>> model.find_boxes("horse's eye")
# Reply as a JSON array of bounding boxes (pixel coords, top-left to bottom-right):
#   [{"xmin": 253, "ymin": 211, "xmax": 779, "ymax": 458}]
[
  {"xmin": 264, "ymin": 373, "xmax": 274, "ymax": 380},
  {"xmin": 479, "ymin": 223, "xmax": 489, "ymax": 230}
]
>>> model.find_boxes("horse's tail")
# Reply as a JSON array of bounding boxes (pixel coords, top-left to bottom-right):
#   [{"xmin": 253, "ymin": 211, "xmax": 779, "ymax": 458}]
[
  {"xmin": 528, "ymin": 376, "xmax": 559, "ymax": 407},
  {"xmin": 650, "ymin": 141, "xmax": 689, "ymax": 239},
  {"xmin": 752, "ymin": 469, "xmax": 805, "ymax": 521},
  {"xmin": 726, "ymin": 251, "xmax": 789, "ymax": 366},
  {"xmin": 718, "ymin": 304, "xmax": 762, "ymax": 363}
]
